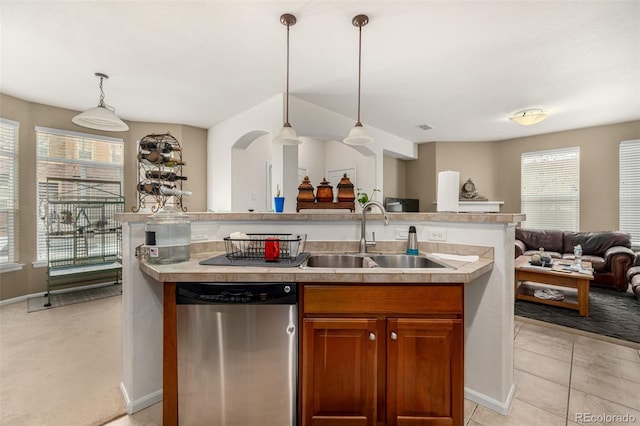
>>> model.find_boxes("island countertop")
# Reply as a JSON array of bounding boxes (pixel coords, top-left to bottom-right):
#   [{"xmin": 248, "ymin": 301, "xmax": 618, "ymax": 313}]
[{"xmin": 138, "ymin": 241, "xmax": 494, "ymax": 284}]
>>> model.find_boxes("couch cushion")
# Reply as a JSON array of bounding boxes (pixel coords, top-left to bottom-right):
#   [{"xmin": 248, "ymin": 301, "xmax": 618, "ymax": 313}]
[
  {"xmin": 561, "ymin": 254, "xmax": 606, "ymax": 271},
  {"xmin": 562, "ymin": 231, "xmax": 631, "ymax": 256},
  {"xmin": 516, "ymin": 228, "xmax": 564, "ymax": 253}
]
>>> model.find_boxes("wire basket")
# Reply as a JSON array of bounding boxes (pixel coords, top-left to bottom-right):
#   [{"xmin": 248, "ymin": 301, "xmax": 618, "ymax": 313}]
[{"xmin": 224, "ymin": 233, "xmax": 306, "ymax": 262}]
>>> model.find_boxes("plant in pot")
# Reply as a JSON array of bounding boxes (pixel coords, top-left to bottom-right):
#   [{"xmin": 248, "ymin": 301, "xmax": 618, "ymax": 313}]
[
  {"xmin": 274, "ymin": 185, "xmax": 285, "ymax": 213},
  {"xmin": 356, "ymin": 188, "xmax": 380, "ymax": 208}
]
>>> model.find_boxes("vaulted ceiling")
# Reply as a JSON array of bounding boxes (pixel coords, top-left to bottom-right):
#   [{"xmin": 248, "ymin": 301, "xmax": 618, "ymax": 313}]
[{"xmin": 2, "ymin": 1, "xmax": 638, "ymax": 142}]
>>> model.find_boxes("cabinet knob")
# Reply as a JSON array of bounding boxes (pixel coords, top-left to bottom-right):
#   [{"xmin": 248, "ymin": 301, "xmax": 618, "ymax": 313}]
[
  {"xmin": 390, "ymin": 331, "xmax": 398, "ymax": 340},
  {"xmin": 369, "ymin": 332, "xmax": 376, "ymax": 341}
]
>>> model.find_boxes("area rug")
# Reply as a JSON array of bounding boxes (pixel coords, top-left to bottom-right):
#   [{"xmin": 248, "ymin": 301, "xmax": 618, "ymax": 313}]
[
  {"xmin": 27, "ymin": 283, "xmax": 122, "ymax": 313},
  {"xmin": 515, "ymin": 286, "xmax": 640, "ymax": 343}
]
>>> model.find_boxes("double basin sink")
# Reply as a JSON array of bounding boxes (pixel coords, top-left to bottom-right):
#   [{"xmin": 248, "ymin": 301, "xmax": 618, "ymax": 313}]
[{"xmin": 303, "ymin": 253, "xmax": 455, "ymax": 270}]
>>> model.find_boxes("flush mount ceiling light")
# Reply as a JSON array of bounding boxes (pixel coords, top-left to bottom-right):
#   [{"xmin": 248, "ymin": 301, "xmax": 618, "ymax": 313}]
[
  {"xmin": 273, "ymin": 13, "xmax": 301, "ymax": 145},
  {"xmin": 343, "ymin": 14, "xmax": 374, "ymax": 146},
  {"xmin": 72, "ymin": 73, "xmax": 129, "ymax": 132},
  {"xmin": 508, "ymin": 108, "xmax": 548, "ymax": 126}
]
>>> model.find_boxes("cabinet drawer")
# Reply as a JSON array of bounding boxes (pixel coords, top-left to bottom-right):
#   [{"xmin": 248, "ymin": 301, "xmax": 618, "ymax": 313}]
[{"xmin": 303, "ymin": 284, "xmax": 463, "ymax": 315}]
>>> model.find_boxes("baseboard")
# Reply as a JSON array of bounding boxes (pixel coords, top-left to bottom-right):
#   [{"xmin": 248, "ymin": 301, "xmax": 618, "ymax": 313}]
[
  {"xmin": 0, "ymin": 281, "xmax": 120, "ymax": 307},
  {"xmin": 120, "ymin": 382, "xmax": 163, "ymax": 414},
  {"xmin": 464, "ymin": 383, "xmax": 516, "ymax": 415}
]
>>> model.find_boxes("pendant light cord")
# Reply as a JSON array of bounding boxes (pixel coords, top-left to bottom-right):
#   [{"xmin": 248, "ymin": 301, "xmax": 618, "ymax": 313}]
[
  {"xmin": 356, "ymin": 23, "xmax": 362, "ymax": 125},
  {"xmin": 98, "ymin": 76, "xmax": 106, "ymax": 108},
  {"xmin": 285, "ymin": 21, "xmax": 291, "ymax": 125}
]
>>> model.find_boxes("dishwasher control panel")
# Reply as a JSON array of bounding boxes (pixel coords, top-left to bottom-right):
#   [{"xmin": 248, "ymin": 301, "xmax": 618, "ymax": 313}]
[{"xmin": 176, "ymin": 282, "xmax": 297, "ymax": 305}]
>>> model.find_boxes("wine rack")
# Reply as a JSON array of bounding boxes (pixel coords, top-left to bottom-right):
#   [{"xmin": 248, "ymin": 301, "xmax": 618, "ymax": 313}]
[{"xmin": 133, "ymin": 132, "xmax": 188, "ymax": 213}]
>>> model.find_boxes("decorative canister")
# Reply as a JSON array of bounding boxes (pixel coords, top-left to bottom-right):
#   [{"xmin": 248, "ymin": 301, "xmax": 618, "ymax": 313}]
[
  {"xmin": 336, "ymin": 173, "xmax": 356, "ymax": 202},
  {"xmin": 315, "ymin": 177, "xmax": 334, "ymax": 202},
  {"xmin": 144, "ymin": 206, "xmax": 191, "ymax": 264},
  {"xmin": 297, "ymin": 176, "xmax": 315, "ymax": 202}
]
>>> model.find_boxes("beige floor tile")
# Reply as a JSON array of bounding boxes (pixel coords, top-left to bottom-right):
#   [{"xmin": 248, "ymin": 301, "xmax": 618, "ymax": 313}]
[
  {"xmin": 105, "ymin": 402, "xmax": 162, "ymax": 425},
  {"xmin": 467, "ymin": 421, "xmax": 484, "ymax": 426},
  {"xmin": 515, "ymin": 347, "xmax": 571, "ymax": 386},
  {"xmin": 514, "ymin": 326, "xmax": 574, "ymax": 363},
  {"xmin": 572, "ymin": 348, "xmax": 640, "ymax": 383},
  {"xmin": 574, "ymin": 335, "xmax": 640, "ymax": 364},
  {"xmin": 471, "ymin": 398, "xmax": 566, "ymax": 426},
  {"xmin": 514, "ymin": 369, "xmax": 569, "ymax": 417},
  {"xmin": 464, "ymin": 399, "xmax": 478, "ymax": 424},
  {"xmin": 571, "ymin": 365, "xmax": 640, "ymax": 411},
  {"xmin": 569, "ymin": 389, "xmax": 640, "ymax": 426}
]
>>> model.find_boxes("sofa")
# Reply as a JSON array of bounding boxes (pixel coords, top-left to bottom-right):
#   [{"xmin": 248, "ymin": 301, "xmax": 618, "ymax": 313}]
[
  {"xmin": 514, "ymin": 228, "xmax": 635, "ymax": 291},
  {"xmin": 626, "ymin": 253, "xmax": 640, "ymax": 301}
]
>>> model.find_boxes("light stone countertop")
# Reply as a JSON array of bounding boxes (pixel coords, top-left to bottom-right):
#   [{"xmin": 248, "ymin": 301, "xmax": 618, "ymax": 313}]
[{"xmin": 138, "ymin": 240, "xmax": 494, "ymax": 285}]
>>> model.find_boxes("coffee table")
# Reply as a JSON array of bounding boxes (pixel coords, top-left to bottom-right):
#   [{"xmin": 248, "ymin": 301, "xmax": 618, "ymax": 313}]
[{"xmin": 514, "ymin": 255, "xmax": 594, "ymax": 317}]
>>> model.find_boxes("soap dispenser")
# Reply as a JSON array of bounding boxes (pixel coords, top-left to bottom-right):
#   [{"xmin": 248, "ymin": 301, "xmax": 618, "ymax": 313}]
[{"xmin": 406, "ymin": 226, "xmax": 418, "ymax": 255}]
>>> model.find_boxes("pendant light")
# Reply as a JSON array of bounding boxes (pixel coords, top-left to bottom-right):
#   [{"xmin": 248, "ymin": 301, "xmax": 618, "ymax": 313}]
[
  {"xmin": 508, "ymin": 108, "xmax": 548, "ymax": 126},
  {"xmin": 344, "ymin": 14, "xmax": 374, "ymax": 146},
  {"xmin": 274, "ymin": 13, "xmax": 301, "ymax": 145},
  {"xmin": 72, "ymin": 73, "xmax": 129, "ymax": 132}
]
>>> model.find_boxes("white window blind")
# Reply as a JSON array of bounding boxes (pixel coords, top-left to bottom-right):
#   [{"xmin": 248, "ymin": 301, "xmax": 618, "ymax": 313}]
[
  {"xmin": 521, "ymin": 147, "xmax": 580, "ymax": 231},
  {"xmin": 0, "ymin": 119, "xmax": 19, "ymax": 264},
  {"xmin": 620, "ymin": 139, "xmax": 640, "ymax": 247},
  {"xmin": 36, "ymin": 127, "xmax": 124, "ymax": 261}
]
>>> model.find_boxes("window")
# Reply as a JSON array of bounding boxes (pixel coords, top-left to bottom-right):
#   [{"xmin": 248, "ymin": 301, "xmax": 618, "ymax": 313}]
[
  {"xmin": 521, "ymin": 147, "xmax": 580, "ymax": 230},
  {"xmin": 36, "ymin": 127, "xmax": 124, "ymax": 261},
  {"xmin": 0, "ymin": 119, "xmax": 19, "ymax": 265},
  {"xmin": 620, "ymin": 139, "xmax": 640, "ymax": 247}
]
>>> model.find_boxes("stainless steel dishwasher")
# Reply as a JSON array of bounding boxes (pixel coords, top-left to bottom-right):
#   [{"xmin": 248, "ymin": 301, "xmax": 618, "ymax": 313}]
[{"xmin": 176, "ymin": 282, "xmax": 298, "ymax": 426}]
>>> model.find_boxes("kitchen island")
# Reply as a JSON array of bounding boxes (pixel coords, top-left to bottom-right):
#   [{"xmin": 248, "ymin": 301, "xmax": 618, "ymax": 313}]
[
  {"xmin": 143, "ymin": 246, "xmax": 491, "ymax": 425},
  {"xmin": 115, "ymin": 212, "xmax": 524, "ymax": 422}
]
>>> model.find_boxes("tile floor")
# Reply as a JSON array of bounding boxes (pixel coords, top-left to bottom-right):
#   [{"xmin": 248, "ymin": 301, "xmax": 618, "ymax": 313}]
[{"xmin": 107, "ymin": 318, "xmax": 640, "ymax": 426}]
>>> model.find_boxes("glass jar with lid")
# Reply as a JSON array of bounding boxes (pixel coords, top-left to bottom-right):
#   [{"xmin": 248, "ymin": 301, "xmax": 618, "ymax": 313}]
[{"xmin": 145, "ymin": 206, "xmax": 191, "ymax": 264}]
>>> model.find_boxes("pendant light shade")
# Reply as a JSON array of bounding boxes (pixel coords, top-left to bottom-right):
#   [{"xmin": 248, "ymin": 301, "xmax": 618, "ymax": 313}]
[
  {"xmin": 508, "ymin": 108, "xmax": 548, "ymax": 126},
  {"xmin": 274, "ymin": 13, "xmax": 301, "ymax": 145},
  {"xmin": 344, "ymin": 14, "xmax": 373, "ymax": 146},
  {"xmin": 72, "ymin": 73, "xmax": 129, "ymax": 132}
]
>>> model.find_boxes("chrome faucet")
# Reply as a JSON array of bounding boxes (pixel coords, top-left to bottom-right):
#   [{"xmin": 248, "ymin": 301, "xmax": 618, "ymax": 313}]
[{"xmin": 359, "ymin": 200, "xmax": 390, "ymax": 253}]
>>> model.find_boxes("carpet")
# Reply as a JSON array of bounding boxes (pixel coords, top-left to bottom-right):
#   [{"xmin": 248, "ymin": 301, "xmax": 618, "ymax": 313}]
[
  {"xmin": 1, "ymin": 295, "xmax": 126, "ymax": 426},
  {"xmin": 28, "ymin": 283, "xmax": 122, "ymax": 312},
  {"xmin": 515, "ymin": 285, "xmax": 640, "ymax": 343}
]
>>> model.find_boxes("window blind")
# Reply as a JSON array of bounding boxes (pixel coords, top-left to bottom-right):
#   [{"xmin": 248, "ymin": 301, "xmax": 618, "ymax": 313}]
[
  {"xmin": 521, "ymin": 147, "xmax": 580, "ymax": 231},
  {"xmin": 0, "ymin": 119, "xmax": 19, "ymax": 264},
  {"xmin": 620, "ymin": 139, "xmax": 640, "ymax": 246},
  {"xmin": 35, "ymin": 127, "xmax": 124, "ymax": 261}
]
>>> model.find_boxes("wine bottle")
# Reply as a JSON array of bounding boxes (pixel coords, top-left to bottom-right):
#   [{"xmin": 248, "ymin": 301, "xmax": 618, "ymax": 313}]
[
  {"xmin": 162, "ymin": 161, "xmax": 186, "ymax": 167},
  {"xmin": 137, "ymin": 151, "xmax": 164, "ymax": 164},
  {"xmin": 137, "ymin": 182, "xmax": 192, "ymax": 197},
  {"xmin": 139, "ymin": 140, "xmax": 182, "ymax": 153},
  {"xmin": 145, "ymin": 170, "xmax": 188, "ymax": 181}
]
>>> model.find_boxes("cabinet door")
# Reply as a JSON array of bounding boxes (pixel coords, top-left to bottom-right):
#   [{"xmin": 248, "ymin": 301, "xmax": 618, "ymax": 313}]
[
  {"xmin": 302, "ymin": 318, "xmax": 378, "ymax": 426},
  {"xmin": 387, "ymin": 318, "xmax": 463, "ymax": 426}
]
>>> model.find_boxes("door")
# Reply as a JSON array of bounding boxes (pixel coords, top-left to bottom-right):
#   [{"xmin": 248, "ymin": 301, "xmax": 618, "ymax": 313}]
[
  {"xmin": 387, "ymin": 318, "xmax": 463, "ymax": 426},
  {"xmin": 302, "ymin": 318, "xmax": 378, "ymax": 426}
]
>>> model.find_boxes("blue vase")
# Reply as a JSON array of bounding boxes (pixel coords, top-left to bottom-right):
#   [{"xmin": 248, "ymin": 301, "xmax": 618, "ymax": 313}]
[{"xmin": 274, "ymin": 197, "xmax": 285, "ymax": 213}]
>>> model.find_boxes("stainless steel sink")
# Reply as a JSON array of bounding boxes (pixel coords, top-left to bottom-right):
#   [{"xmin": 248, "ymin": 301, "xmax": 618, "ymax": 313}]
[
  {"xmin": 303, "ymin": 253, "xmax": 455, "ymax": 269},
  {"xmin": 304, "ymin": 254, "xmax": 364, "ymax": 268},
  {"xmin": 369, "ymin": 254, "xmax": 451, "ymax": 269}
]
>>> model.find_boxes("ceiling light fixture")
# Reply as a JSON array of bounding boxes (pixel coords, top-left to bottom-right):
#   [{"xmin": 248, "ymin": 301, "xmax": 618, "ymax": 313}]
[
  {"xmin": 72, "ymin": 73, "xmax": 129, "ymax": 132},
  {"xmin": 344, "ymin": 14, "xmax": 374, "ymax": 146},
  {"xmin": 273, "ymin": 13, "xmax": 301, "ymax": 145},
  {"xmin": 508, "ymin": 108, "xmax": 548, "ymax": 126}
]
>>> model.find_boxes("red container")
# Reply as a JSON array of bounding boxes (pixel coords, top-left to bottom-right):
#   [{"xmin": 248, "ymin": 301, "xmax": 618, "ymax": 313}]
[{"xmin": 264, "ymin": 237, "xmax": 280, "ymax": 261}]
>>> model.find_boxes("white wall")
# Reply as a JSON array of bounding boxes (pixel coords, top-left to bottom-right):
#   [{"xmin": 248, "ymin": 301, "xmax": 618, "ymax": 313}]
[{"xmin": 207, "ymin": 95, "xmax": 416, "ymax": 211}]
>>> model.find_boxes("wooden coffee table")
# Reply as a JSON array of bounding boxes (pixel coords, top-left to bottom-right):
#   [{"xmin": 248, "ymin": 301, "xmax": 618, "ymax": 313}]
[{"xmin": 514, "ymin": 256, "xmax": 594, "ymax": 317}]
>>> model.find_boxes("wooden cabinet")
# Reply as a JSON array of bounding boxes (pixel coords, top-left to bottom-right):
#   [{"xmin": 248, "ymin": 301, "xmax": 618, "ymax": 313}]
[{"xmin": 301, "ymin": 284, "xmax": 464, "ymax": 426}]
